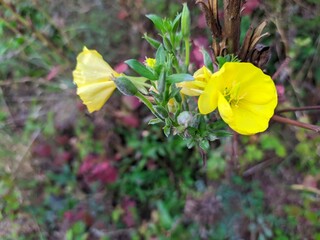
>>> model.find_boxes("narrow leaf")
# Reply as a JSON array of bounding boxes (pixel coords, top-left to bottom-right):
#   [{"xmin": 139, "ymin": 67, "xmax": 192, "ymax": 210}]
[
  {"xmin": 156, "ymin": 45, "xmax": 166, "ymax": 64},
  {"xmin": 200, "ymin": 47, "xmax": 213, "ymax": 71},
  {"xmin": 125, "ymin": 59, "xmax": 157, "ymax": 80},
  {"xmin": 143, "ymin": 33, "xmax": 161, "ymax": 49},
  {"xmin": 146, "ymin": 14, "xmax": 164, "ymax": 33},
  {"xmin": 167, "ymin": 73, "xmax": 194, "ymax": 83},
  {"xmin": 148, "ymin": 118, "xmax": 163, "ymax": 125}
]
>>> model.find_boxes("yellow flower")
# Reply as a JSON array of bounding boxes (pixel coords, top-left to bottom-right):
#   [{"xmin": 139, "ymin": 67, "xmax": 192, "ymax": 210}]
[
  {"xmin": 144, "ymin": 58, "xmax": 156, "ymax": 68},
  {"xmin": 198, "ymin": 62, "xmax": 277, "ymax": 135},
  {"xmin": 177, "ymin": 66, "xmax": 212, "ymax": 96},
  {"xmin": 73, "ymin": 47, "xmax": 119, "ymax": 113}
]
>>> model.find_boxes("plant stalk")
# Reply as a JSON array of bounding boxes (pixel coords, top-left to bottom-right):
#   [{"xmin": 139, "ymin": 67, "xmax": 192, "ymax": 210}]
[{"xmin": 272, "ymin": 115, "xmax": 320, "ymax": 133}]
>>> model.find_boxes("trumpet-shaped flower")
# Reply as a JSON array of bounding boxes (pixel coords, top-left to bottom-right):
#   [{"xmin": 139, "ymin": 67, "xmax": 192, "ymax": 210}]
[
  {"xmin": 198, "ymin": 62, "xmax": 277, "ymax": 135},
  {"xmin": 177, "ymin": 66, "xmax": 212, "ymax": 96},
  {"xmin": 73, "ymin": 47, "xmax": 119, "ymax": 113}
]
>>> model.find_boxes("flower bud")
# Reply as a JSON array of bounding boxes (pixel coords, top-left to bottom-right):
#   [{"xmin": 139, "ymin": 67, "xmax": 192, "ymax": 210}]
[{"xmin": 181, "ymin": 3, "xmax": 191, "ymax": 39}]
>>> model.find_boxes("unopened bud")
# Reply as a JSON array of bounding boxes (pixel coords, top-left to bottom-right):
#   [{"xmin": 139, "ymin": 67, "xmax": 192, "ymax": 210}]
[{"xmin": 181, "ymin": 3, "xmax": 191, "ymax": 39}]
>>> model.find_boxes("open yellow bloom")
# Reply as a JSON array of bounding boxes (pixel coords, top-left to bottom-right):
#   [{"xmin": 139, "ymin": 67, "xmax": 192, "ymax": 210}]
[
  {"xmin": 73, "ymin": 47, "xmax": 119, "ymax": 113},
  {"xmin": 177, "ymin": 66, "xmax": 212, "ymax": 96},
  {"xmin": 198, "ymin": 62, "xmax": 277, "ymax": 135}
]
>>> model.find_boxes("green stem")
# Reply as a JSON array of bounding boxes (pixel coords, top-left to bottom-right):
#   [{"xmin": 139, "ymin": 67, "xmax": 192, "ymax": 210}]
[
  {"xmin": 184, "ymin": 38, "xmax": 190, "ymax": 71},
  {"xmin": 135, "ymin": 92, "xmax": 158, "ymax": 118}
]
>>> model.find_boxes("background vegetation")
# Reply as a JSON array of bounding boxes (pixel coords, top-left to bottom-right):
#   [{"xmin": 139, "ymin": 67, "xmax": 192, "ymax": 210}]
[{"xmin": 0, "ymin": 0, "xmax": 319, "ymax": 239}]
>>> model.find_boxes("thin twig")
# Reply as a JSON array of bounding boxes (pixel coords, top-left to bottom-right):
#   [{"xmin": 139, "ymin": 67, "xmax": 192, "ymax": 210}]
[
  {"xmin": 272, "ymin": 57, "xmax": 290, "ymax": 80},
  {"xmin": 272, "ymin": 115, "xmax": 320, "ymax": 133},
  {"xmin": 276, "ymin": 105, "xmax": 320, "ymax": 114},
  {"xmin": 243, "ymin": 157, "xmax": 277, "ymax": 177}
]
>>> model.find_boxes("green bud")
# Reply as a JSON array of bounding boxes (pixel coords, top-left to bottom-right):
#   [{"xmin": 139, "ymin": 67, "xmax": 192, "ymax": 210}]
[
  {"xmin": 181, "ymin": 3, "xmax": 190, "ymax": 39},
  {"xmin": 114, "ymin": 77, "xmax": 138, "ymax": 96}
]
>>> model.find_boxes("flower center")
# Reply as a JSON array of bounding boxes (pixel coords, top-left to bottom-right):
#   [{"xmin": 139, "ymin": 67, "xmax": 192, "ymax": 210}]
[{"xmin": 223, "ymin": 84, "xmax": 244, "ymax": 107}]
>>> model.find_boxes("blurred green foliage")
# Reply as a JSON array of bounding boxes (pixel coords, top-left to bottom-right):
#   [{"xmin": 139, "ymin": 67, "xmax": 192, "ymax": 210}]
[{"xmin": 0, "ymin": 0, "xmax": 319, "ymax": 239}]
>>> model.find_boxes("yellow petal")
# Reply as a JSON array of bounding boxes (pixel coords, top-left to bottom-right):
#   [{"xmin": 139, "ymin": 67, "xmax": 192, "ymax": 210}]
[
  {"xmin": 228, "ymin": 105, "xmax": 271, "ymax": 135},
  {"xmin": 217, "ymin": 92, "xmax": 234, "ymax": 124},
  {"xmin": 239, "ymin": 97, "xmax": 277, "ymax": 120},
  {"xmin": 177, "ymin": 66, "xmax": 212, "ymax": 97},
  {"xmin": 73, "ymin": 47, "xmax": 118, "ymax": 87},
  {"xmin": 72, "ymin": 47, "xmax": 118, "ymax": 112},
  {"xmin": 198, "ymin": 77, "xmax": 219, "ymax": 114},
  {"xmin": 77, "ymin": 81, "xmax": 116, "ymax": 113},
  {"xmin": 219, "ymin": 62, "xmax": 277, "ymax": 104},
  {"xmin": 178, "ymin": 80, "xmax": 207, "ymax": 96}
]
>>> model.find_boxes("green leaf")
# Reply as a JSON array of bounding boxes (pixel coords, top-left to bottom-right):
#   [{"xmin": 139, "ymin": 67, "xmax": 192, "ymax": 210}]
[
  {"xmin": 158, "ymin": 68, "xmax": 166, "ymax": 93},
  {"xmin": 167, "ymin": 73, "xmax": 194, "ymax": 83},
  {"xmin": 163, "ymin": 125, "xmax": 171, "ymax": 137},
  {"xmin": 156, "ymin": 201, "xmax": 172, "ymax": 229},
  {"xmin": 163, "ymin": 35, "xmax": 173, "ymax": 51},
  {"xmin": 172, "ymin": 13, "xmax": 182, "ymax": 33},
  {"xmin": 214, "ymin": 130, "xmax": 233, "ymax": 137},
  {"xmin": 146, "ymin": 14, "xmax": 164, "ymax": 33},
  {"xmin": 148, "ymin": 118, "xmax": 163, "ymax": 125},
  {"xmin": 199, "ymin": 139, "xmax": 210, "ymax": 151},
  {"xmin": 149, "ymin": 90, "xmax": 162, "ymax": 103},
  {"xmin": 143, "ymin": 33, "xmax": 161, "ymax": 49},
  {"xmin": 156, "ymin": 45, "xmax": 166, "ymax": 65},
  {"xmin": 125, "ymin": 59, "xmax": 157, "ymax": 80},
  {"xmin": 216, "ymin": 56, "xmax": 228, "ymax": 69},
  {"xmin": 169, "ymin": 85, "xmax": 181, "ymax": 99},
  {"xmin": 208, "ymin": 133, "xmax": 218, "ymax": 141},
  {"xmin": 200, "ymin": 47, "xmax": 214, "ymax": 71},
  {"xmin": 154, "ymin": 105, "xmax": 168, "ymax": 119},
  {"xmin": 186, "ymin": 138, "xmax": 195, "ymax": 149}
]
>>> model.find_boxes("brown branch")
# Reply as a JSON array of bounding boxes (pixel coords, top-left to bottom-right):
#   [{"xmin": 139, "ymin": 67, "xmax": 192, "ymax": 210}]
[
  {"xmin": 223, "ymin": 0, "xmax": 242, "ymax": 53},
  {"xmin": 271, "ymin": 115, "xmax": 320, "ymax": 133},
  {"xmin": 272, "ymin": 57, "xmax": 290, "ymax": 80},
  {"xmin": 276, "ymin": 105, "xmax": 320, "ymax": 114}
]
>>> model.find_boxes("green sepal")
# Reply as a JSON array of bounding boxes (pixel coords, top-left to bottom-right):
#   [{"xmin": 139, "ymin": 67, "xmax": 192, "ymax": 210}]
[
  {"xmin": 125, "ymin": 59, "xmax": 157, "ymax": 80},
  {"xmin": 167, "ymin": 73, "xmax": 194, "ymax": 83},
  {"xmin": 114, "ymin": 77, "xmax": 138, "ymax": 96}
]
